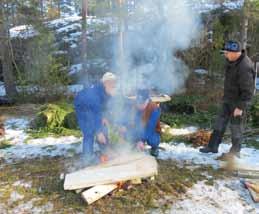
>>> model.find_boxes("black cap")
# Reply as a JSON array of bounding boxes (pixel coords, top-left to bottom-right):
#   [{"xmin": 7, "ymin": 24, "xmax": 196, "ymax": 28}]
[{"xmin": 222, "ymin": 40, "xmax": 241, "ymax": 52}]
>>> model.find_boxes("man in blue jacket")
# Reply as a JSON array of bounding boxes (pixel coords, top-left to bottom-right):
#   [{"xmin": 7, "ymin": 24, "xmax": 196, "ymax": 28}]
[
  {"xmin": 131, "ymin": 89, "xmax": 161, "ymax": 157},
  {"xmin": 74, "ymin": 72, "xmax": 117, "ymax": 162}
]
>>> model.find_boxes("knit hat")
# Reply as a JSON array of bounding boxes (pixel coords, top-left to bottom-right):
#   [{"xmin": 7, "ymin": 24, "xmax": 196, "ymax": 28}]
[{"xmin": 101, "ymin": 72, "xmax": 117, "ymax": 82}]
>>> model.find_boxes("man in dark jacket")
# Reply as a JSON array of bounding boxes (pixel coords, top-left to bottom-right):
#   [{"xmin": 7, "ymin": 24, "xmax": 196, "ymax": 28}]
[
  {"xmin": 200, "ymin": 40, "xmax": 255, "ymax": 159},
  {"xmin": 74, "ymin": 72, "xmax": 117, "ymax": 161}
]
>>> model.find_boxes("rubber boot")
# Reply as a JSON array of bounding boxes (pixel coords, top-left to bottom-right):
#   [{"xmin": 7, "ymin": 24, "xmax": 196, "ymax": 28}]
[
  {"xmin": 150, "ymin": 147, "xmax": 159, "ymax": 157},
  {"xmin": 199, "ymin": 130, "xmax": 221, "ymax": 153}
]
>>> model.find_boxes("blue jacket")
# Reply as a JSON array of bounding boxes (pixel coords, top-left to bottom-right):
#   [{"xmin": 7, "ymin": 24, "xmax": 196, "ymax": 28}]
[
  {"xmin": 74, "ymin": 82, "xmax": 109, "ymax": 135},
  {"xmin": 134, "ymin": 105, "xmax": 161, "ymax": 145}
]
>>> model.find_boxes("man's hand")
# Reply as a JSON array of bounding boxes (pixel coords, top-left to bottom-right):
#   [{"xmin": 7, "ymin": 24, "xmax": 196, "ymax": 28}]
[
  {"xmin": 137, "ymin": 141, "xmax": 145, "ymax": 151},
  {"xmin": 233, "ymin": 108, "xmax": 243, "ymax": 117},
  {"xmin": 97, "ymin": 132, "xmax": 107, "ymax": 144}
]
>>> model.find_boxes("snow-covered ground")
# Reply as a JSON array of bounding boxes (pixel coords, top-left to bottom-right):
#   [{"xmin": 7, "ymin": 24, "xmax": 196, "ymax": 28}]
[
  {"xmin": 159, "ymin": 142, "xmax": 259, "ymax": 170},
  {"xmin": 0, "ymin": 117, "xmax": 258, "ymax": 213},
  {"xmin": 0, "ymin": 118, "xmax": 82, "ymax": 164},
  {"xmin": 1, "ymin": 117, "xmax": 259, "ymax": 169},
  {"xmin": 170, "ymin": 179, "xmax": 259, "ymax": 214},
  {"xmin": 9, "ymin": 25, "xmax": 38, "ymax": 39}
]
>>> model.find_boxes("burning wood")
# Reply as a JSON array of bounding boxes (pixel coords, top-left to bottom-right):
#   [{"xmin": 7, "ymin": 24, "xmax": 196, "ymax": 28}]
[{"xmin": 64, "ymin": 153, "xmax": 158, "ymax": 205}]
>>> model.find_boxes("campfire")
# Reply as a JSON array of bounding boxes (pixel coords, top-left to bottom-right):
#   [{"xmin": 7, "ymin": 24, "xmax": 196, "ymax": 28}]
[{"xmin": 63, "ymin": 153, "xmax": 157, "ymax": 205}]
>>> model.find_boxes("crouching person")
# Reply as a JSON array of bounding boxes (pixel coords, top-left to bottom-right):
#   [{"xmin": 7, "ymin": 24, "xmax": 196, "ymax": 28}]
[
  {"xmin": 74, "ymin": 72, "xmax": 117, "ymax": 163},
  {"xmin": 132, "ymin": 89, "xmax": 161, "ymax": 157}
]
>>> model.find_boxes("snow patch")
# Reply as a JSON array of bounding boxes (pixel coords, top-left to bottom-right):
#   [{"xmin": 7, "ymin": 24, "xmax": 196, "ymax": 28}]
[
  {"xmin": 48, "ymin": 16, "xmax": 82, "ymax": 28},
  {"xmin": 9, "ymin": 192, "xmax": 24, "ymax": 203},
  {"xmin": 13, "ymin": 180, "xmax": 32, "ymax": 189},
  {"xmin": 2, "ymin": 118, "xmax": 30, "ymax": 146},
  {"xmin": 0, "ymin": 117, "xmax": 82, "ymax": 163},
  {"xmin": 169, "ymin": 127, "xmax": 198, "ymax": 136},
  {"xmin": 56, "ymin": 23, "xmax": 81, "ymax": 34},
  {"xmin": 159, "ymin": 142, "xmax": 259, "ymax": 170},
  {"xmin": 11, "ymin": 199, "xmax": 53, "ymax": 214},
  {"xmin": 9, "ymin": 25, "xmax": 38, "ymax": 39},
  {"xmin": 194, "ymin": 69, "xmax": 208, "ymax": 75},
  {"xmin": 1, "ymin": 136, "xmax": 81, "ymax": 163},
  {"xmin": 170, "ymin": 179, "xmax": 259, "ymax": 214},
  {"xmin": 69, "ymin": 64, "xmax": 83, "ymax": 76}
]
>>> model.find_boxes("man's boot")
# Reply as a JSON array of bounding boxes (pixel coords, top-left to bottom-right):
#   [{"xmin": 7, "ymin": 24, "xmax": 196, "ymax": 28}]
[
  {"xmin": 150, "ymin": 147, "xmax": 159, "ymax": 157},
  {"xmin": 199, "ymin": 130, "xmax": 221, "ymax": 153},
  {"xmin": 219, "ymin": 138, "xmax": 241, "ymax": 160}
]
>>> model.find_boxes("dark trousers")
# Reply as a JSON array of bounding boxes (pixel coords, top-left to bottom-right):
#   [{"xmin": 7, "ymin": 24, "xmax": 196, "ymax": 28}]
[{"xmin": 213, "ymin": 103, "xmax": 246, "ymax": 153}]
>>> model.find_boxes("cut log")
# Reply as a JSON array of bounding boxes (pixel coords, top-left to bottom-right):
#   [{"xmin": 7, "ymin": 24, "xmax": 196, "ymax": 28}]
[
  {"xmin": 64, "ymin": 154, "xmax": 158, "ymax": 190},
  {"xmin": 131, "ymin": 178, "xmax": 142, "ymax": 185},
  {"xmin": 81, "ymin": 184, "xmax": 118, "ymax": 205}
]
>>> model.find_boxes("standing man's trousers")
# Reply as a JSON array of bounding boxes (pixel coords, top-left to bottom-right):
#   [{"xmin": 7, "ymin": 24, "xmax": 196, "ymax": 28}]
[{"xmin": 213, "ymin": 103, "xmax": 246, "ymax": 153}]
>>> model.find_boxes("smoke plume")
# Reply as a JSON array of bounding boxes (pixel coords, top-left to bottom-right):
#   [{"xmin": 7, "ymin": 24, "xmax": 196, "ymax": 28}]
[{"xmin": 114, "ymin": 0, "xmax": 201, "ymax": 95}]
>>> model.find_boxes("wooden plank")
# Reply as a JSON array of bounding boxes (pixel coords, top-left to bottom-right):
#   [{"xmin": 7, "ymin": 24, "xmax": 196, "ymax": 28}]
[
  {"xmin": 126, "ymin": 95, "xmax": 171, "ymax": 103},
  {"xmin": 64, "ymin": 155, "xmax": 158, "ymax": 190},
  {"xmin": 245, "ymin": 179, "xmax": 259, "ymax": 203},
  {"xmin": 236, "ymin": 170, "xmax": 259, "ymax": 179},
  {"xmin": 131, "ymin": 178, "xmax": 142, "ymax": 185},
  {"xmin": 219, "ymin": 160, "xmax": 259, "ymax": 172},
  {"xmin": 248, "ymin": 188, "xmax": 259, "ymax": 203},
  {"xmin": 81, "ymin": 184, "xmax": 118, "ymax": 205}
]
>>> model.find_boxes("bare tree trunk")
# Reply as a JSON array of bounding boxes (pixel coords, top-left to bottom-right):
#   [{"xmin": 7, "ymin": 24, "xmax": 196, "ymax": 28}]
[
  {"xmin": 0, "ymin": 1, "xmax": 18, "ymax": 99},
  {"xmin": 82, "ymin": 0, "xmax": 88, "ymax": 84},
  {"xmin": 82, "ymin": 0, "xmax": 88, "ymax": 19},
  {"xmin": 40, "ymin": 0, "xmax": 44, "ymax": 16},
  {"xmin": 58, "ymin": 0, "xmax": 61, "ymax": 17},
  {"xmin": 241, "ymin": 0, "xmax": 249, "ymax": 50},
  {"xmin": 117, "ymin": 0, "xmax": 129, "ymax": 93}
]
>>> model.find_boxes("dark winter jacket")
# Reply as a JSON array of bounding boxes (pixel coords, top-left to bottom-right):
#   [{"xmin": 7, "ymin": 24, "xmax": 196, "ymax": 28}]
[{"xmin": 223, "ymin": 52, "xmax": 255, "ymax": 110}]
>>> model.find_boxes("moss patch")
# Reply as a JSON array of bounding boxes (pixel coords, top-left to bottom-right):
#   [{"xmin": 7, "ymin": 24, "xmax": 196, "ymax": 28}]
[{"xmin": 28, "ymin": 101, "xmax": 81, "ymax": 138}]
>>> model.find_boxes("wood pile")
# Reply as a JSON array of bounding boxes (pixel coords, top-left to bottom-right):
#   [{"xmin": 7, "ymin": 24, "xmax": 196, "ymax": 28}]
[
  {"xmin": 63, "ymin": 153, "xmax": 158, "ymax": 205},
  {"xmin": 188, "ymin": 130, "xmax": 211, "ymax": 147}
]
